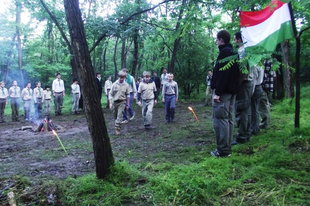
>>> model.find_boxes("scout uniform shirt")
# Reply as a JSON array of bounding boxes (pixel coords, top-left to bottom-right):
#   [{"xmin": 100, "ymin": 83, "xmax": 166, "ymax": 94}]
[
  {"xmin": 138, "ymin": 80, "xmax": 157, "ymax": 100},
  {"xmin": 33, "ymin": 87, "xmax": 44, "ymax": 102},
  {"xmin": 9, "ymin": 85, "xmax": 21, "ymax": 98},
  {"xmin": 21, "ymin": 87, "xmax": 33, "ymax": 101},
  {"xmin": 42, "ymin": 90, "xmax": 52, "ymax": 101},
  {"xmin": 104, "ymin": 79, "xmax": 112, "ymax": 94},
  {"xmin": 108, "ymin": 80, "xmax": 130, "ymax": 101},
  {"xmin": 0, "ymin": 87, "xmax": 8, "ymax": 100}
]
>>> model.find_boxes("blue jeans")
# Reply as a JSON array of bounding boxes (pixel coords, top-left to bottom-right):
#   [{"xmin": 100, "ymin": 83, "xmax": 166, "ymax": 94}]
[
  {"xmin": 123, "ymin": 92, "xmax": 134, "ymax": 120},
  {"xmin": 165, "ymin": 94, "xmax": 176, "ymax": 122}
]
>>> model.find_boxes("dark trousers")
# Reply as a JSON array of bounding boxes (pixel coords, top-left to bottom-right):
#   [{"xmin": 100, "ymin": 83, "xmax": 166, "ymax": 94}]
[{"xmin": 35, "ymin": 98, "xmax": 43, "ymax": 119}]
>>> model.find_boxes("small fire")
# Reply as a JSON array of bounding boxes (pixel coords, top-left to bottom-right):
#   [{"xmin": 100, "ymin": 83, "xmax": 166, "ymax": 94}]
[{"xmin": 52, "ymin": 130, "xmax": 57, "ymax": 135}]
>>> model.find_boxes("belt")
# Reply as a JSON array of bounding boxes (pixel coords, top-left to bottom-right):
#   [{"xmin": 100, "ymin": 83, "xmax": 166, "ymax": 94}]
[
  {"xmin": 45, "ymin": 99, "xmax": 51, "ymax": 100},
  {"xmin": 72, "ymin": 93, "xmax": 79, "ymax": 94},
  {"xmin": 165, "ymin": 94, "xmax": 175, "ymax": 96},
  {"xmin": 0, "ymin": 98, "xmax": 6, "ymax": 100},
  {"xmin": 10, "ymin": 97, "xmax": 20, "ymax": 98},
  {"xmin": 55, "ymin": 92, "xmax": 63, "ymax": 94},
  {"xmin": 36, "ymin": 97, "xmax": 42, "ymax": 99}
]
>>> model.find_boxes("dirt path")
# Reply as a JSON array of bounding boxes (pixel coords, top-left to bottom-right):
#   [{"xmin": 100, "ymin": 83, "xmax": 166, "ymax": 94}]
[{"xmin": 0, "ymin": 102, "xmax": 213, "ymax": 182}]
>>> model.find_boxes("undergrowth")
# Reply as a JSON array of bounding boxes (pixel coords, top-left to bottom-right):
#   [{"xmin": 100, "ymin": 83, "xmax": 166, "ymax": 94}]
[{"xmin": 58, "ymin": 85, "xmax": 310, "ymax": 205}]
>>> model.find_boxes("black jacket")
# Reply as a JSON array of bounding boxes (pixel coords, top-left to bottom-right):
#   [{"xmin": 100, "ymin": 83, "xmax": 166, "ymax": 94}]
[{"xmin": 211, "ymin": 44, "xmax": 240, "ymax": 96}]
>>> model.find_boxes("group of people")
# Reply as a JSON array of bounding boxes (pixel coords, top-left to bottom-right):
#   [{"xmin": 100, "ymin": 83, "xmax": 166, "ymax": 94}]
[
  {"xmin": 210, "ymin": 30, "xmax": 275, "ymax": 158},
  {"xmin": 0, "ymin": 73, "xmax": 81, "ymax": 123},
  {"xmin": 107, "ymin": 68, "xmax": 178, "ymax": 135}
]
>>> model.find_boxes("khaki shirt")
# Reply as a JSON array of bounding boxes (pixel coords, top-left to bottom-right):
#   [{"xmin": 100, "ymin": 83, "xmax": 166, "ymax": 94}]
[
  {"xmin": 21, "ymin": 88, "xmax": 33, "ymax": 101},
  {"xmin": 9, "ymin": 86, "xmax": 21, "ymax": 98},
  {"xmin": 43, "ymin": 90, "xmax": 52, "ymax": 101},
  {"xmin": 109, "ymin": 80, "xmax": 130, "ymax": 101},
  {"xmin": 33, "ymin": 87, "xmax": 44, "ymax": 101},
  {"xmin": 138, "ymin": 81, "xmax": 156, "ymax": 100},
  {"xmin": 0, "ymin": 87, "xmax": 8, "ymax": 99}
]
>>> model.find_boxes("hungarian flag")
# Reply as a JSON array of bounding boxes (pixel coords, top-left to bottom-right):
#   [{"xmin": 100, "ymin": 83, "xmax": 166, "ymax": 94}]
[{"xmin": 240, "ymin": 0, "xmax": 294, "ymax": 52}]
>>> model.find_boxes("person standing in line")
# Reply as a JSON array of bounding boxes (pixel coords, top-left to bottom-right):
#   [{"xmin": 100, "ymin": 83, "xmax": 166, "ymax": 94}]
[
  {"xmin": 21, "ymin": 82, "xmax": 33, "ymax": 121},
  {"xmin": 151, "ymin": 71, "xmax": 161, "ymax": 97},
  {"xmin": 9, "ymin": 80, "xmax": 21, "ymax": 121},
  {"xmin": 137, "ymin": 71, "xmax": 158, "ymax": 129},
  {"xmin": 95, "ymin": 72, "xmax": 104, "ymax": 102},
  {"xmin": 232, "ymin": 32, "xmax": 254, "ymax": 145},
  {"xmin": 0, "ymin": 81, "xmax": 9, "ymax": 123},
  {"xmin": 210, "ymin": 30, "xmax": 240, "ymax": 157},
  {"xmin": 205, "ymin": 70, "xmax": 213, "ymax": 106},
  {"xmin": 52, "ymin": 72, "xmax": 65, "ymax": 116},
  {"xmin": 251, "ymin": 66, "xmax": 264, "ymax": 135},
  {"xmin": 104, "ymin": 75, "xmax": 112, "ymax": 108},
  {"xmin": 160, "ymin": 68, "xmax": 168, "ymax": 90},
  {"xmin": 42, "ymin": 85, "xmax": 52, "ymax": 117},
  {"xmin": 109, "ymin": 71, "xmax": 130, "ymax": 135},
  {"xmin": 162, "ymin": 73, "xmax": 178, "ymax": 123},
  {"xmin": 121, "ymin": 68, "xmax": 137, "ymax": 123},
  {"xmin": 136, "ymin": 77, "xmax": 142, "ymax": 90},
  {"xmin": 33, "ymin": 81, "xmax": 44, "ymax": 119},
  {"xmin": 71, "ymin": 78, "xmax": 81, "ymax": 115},
  {"xmin": 259, "ymin": 59, "xmax": 275, "ymax": 129}
]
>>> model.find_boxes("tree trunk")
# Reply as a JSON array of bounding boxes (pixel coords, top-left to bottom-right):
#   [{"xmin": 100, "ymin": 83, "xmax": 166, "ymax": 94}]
[
  {"xmin": 113, "ymin": 37, "xmax": 119, "ymax": 79},
  {"xmin": 121, "ymin": 37, "xmax": 126, "ymax": 69},
  {"xmin": 132, "ymin": 28, "xmax": 139, "ymax": 78},
  {"xmin": 169, "ymin": 0, "xmax": 185, "ymax": 73},
  {"xmin": 64, "ymin": 0, "xmax": 114, "ymax": 179},
  {"xmin": 16, "ymin": 0, "xmax": 24, "ymax": 87},
  {"xmin": 281, "ymin": 40, "xmax": 294, "ymax": 98}
]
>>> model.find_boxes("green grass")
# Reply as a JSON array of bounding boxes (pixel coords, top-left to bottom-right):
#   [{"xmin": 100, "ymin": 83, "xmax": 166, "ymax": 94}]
[
  {"xmin": 55, "ymin": 85, "xmax": 310, "ymax": 205},
  {"xmin": 2, "ymin": 86, "xmax": 310, "ymax": 205}
]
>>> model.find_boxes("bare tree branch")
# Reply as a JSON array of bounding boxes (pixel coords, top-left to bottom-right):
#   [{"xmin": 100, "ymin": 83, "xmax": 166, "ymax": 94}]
[
  {"xmin": 39, "ymin": 0, "xmax": 71, "ymax": 50},
  {"xmin": 90, "ymin": 0, "xmax": 175, "ymax": 53}
]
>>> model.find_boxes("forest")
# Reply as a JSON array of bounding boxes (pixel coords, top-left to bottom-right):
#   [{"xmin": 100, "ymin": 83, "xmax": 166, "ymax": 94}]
[{"xmin": 0, "ymin": 0, "xmax": 310, "ymax": 205}]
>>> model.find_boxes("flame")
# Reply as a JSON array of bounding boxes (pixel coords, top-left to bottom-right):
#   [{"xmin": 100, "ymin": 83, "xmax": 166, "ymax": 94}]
[
  {"xmin": 52, "ymin": 130, "xmax": 57, "ymax": 135},
  {"xmin": 188, "ymin": 107, "xmax": 193, "ymax": 111}
]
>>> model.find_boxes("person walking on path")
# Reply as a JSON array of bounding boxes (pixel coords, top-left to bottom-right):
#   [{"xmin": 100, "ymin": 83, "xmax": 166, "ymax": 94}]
[
  {"xmin": 210, "ymin": 30, "xmax": 240, "ymax": 157},
  {"xmin": 104, "ymin": 75, "xmax": 112, "ymax": 108},
  {"xmin": 205, "ymin": 70, "xmax": 213, "ymax": 106},
  {"xmin": 121, "ymin": 68, "xmax": 137, "ymax": 123},
  {"xmin": 162, "ymin": 73, "xmax": 178, "ymax": 123},
  {"xmin": 42, "ymin": 85, "xmax": 52, "ymax": 117},
  {"xmin": 9, "ymin": 80, "xmax": 21, "ymax": 122},
  {"xmin": 109, "ymin": 71, "xmax": 130, "ymax": 135},
  {"xmin": 0, "ymin": 81, "xmax": 9, "ymax": 123},
  {"xmin": 52, "ymin": 72, "xmax": 65, "ymax": 116},
  {"xmin": 33, "ymin": 81, "xmax": 44, "ymax": 119},
  {"xmin": 95, "ymin": 72, "xmax": 104, "ymax": 102},
  {"xmin": 137, "ymin": 71, "xmax": 158, "ymax": 129},
  {"xmin": 21, "ymin": 82, "xmax": 33, "ymax": 121},
  {"xmin": 151, "ymin": 71, "xmax": 161, "ymax": 97},
  {"xmin": 71, "ymin": 78, "xmax": 81, "ymax": 115},
  {"xmin": 160, "ymin": 68, "xmax": 168, "ymax": 90}
]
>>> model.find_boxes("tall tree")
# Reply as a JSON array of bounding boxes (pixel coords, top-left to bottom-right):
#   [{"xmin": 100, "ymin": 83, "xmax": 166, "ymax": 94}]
[{"xmin": 63, "ymin": 0, "xmax": 114, "ymax": 178}]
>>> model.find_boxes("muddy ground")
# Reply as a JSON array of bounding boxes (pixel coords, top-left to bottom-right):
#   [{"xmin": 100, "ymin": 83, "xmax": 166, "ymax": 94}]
[{"xmin": 0, "ymin": 102, "xmax": 214, "ymax": 204}]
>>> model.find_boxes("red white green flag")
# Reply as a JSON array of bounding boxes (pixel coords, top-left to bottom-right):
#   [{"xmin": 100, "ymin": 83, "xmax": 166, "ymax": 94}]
[{"xmin": 239, "ymin": 0, "xmax": 294, "ymax": 52}]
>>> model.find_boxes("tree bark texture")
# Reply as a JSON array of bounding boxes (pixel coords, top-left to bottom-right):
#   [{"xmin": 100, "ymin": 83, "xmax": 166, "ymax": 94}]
[
  {"xmin": 16, "ymin": 0, "xmax": 24, "ymax": 87},
  {"xmin": 113, "ymin": 37, "xmax": 119, "ymax": 79},
  {"xmin": 281, "ymin": 40, "xmax": 294, "ymax": 98},
  {"xmin": 64, "ymin": 0, "xmax": 114, "ymax": 178}
]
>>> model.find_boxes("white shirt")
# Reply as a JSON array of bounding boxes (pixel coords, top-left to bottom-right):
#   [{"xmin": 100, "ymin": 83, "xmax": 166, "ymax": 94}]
[
  {"xmin": 0, "ymin": 87, "xmax": 8, "ymax": 99},
  {"xmin": 161, "ymin": 73, "xmax": 168, "ymax": 86},
  {"xmin": 71, "ymin": 83, "xmax": 81, "ymax": 98},
  {"xmin": 21, "ymin": 87, "xmax": 33, "ymax": 101},
  {"xmin": 52, "ymin": 78, "xmax": 65, "ymax": 93}
]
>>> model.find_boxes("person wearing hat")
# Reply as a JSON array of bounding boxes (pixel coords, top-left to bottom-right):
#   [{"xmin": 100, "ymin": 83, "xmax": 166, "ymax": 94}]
[
  {"xmin": 52, "ymin": 72, "xmax": 65, "ymax": 115},
  {"xmin": 108, "ymin": 70, "xmax": 130, "ymax": 135},
  {"xmin": 71, "ymin": 78, "xmax": 81, "ymax": 114},
  {"xmin": 137, "ymin": 71, "xmax": 158, "ymax": 129}
]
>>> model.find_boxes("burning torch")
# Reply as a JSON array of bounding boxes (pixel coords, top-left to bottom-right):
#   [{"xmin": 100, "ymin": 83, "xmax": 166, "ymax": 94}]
[
  {"xmin": 188, "ymin": 106, "xmax": 199, "ymax": 122},
  {"xmin": 52, "ymin": 130, "xmax": 68, "ymax": 155}
]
